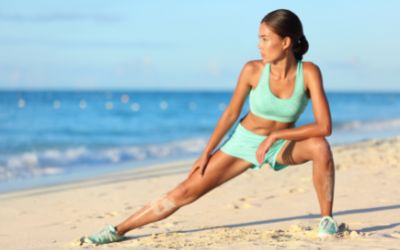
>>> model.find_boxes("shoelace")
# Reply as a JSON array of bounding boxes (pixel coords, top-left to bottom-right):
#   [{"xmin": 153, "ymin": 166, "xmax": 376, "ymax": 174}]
[
  {"xmin": 320, "ymin": 219, "xmax": 329, "ymax": 229},
  {"xmin": 320, "ymin": 217, "xmax": 337, "ymax": 231},
  {"xmin": 93, "ymin": 227, "xmax": 115, "ymax": 243}
]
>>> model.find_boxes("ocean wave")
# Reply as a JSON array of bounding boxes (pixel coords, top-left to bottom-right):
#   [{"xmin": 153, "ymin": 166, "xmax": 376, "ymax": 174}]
[
  {"xmin": 0, "ymin": 137, "xmax": 207, "ymax": 181},
  {"xmin": 334, "ymin": 118, "xmax": 400, "ymax": 132}
]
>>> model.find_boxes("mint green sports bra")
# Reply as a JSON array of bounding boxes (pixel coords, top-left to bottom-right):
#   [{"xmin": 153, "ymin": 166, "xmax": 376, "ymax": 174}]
[{"xmin": 249, "ymin": 61, "xmax": 309, "ymax": 123}]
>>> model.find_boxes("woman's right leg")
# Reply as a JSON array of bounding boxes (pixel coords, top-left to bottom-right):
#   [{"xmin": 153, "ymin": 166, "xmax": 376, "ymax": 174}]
[{"xmin": 115, "ymin": 150, "xmax": 252, "ymax": 235}]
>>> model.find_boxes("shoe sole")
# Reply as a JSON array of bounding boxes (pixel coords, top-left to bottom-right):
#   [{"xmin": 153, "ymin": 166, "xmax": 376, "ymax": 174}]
[
  {"xmin": 80, "ymin": 236, "xmax": 95, "ymax": 246},
  {"xmin": 318, "ymin": 232, "xmax": 336, "ymax": 238}
]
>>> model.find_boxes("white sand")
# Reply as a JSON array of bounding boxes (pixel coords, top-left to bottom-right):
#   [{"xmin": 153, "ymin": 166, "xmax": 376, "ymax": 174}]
[{"xmin": 1, "ymin": 136, "xmax": 400, "ymax": 250}]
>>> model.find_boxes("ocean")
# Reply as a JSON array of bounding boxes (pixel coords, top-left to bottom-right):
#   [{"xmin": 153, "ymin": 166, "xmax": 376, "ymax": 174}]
[{"xmin": 1, "ymin": 90, "xmax": 400, "ymax": 192}]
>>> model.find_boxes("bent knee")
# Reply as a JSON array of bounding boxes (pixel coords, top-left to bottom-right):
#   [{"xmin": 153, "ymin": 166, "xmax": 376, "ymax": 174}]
[{"xmin": 307, "ymin": 137, "xmax": 332, "ymax": 160}]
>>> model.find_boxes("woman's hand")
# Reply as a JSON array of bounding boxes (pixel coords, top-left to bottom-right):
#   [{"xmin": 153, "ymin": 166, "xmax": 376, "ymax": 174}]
[
  {"xmin": 187, "ymin": 152, "xmax": 212, "ymax": 178},
  {"xmin": 256, "ymin": 134, "xmax": 277, "ymax": 164}
]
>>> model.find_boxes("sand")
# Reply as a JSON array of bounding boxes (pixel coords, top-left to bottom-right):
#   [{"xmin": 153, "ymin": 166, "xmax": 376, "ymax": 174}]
[{"xmin": 1, "ymin": 136, "xmax": 400, "ymax": 250}]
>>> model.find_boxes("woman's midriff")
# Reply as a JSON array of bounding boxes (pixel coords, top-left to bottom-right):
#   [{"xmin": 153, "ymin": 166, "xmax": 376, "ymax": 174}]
[{"xmin": 239, "ymin": 111, "xmax": 294, "ymax": 136}]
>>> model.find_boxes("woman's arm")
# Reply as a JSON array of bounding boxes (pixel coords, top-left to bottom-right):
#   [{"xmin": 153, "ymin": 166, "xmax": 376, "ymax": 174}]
[
  {"xmin": 202, "ymin": 61, "xmax": 255, "ymax": 155},
  {"xmin": 271, "ymin": 62, "xmax": 332, "ymax": 141},
  {"xmin": 189, "ymin": 61, "xmax": 255, "ymax": 176}
]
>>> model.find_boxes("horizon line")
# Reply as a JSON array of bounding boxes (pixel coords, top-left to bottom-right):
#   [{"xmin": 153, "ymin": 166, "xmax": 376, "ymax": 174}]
[{"xmin": 0, "ymin": 88, "xmax": 400, "ymax": 94}]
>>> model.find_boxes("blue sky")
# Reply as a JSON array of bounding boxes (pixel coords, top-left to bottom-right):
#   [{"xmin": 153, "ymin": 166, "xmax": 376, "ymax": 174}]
[{"xmin": 0, "ymin": 0, "xmax": 399, "ymax": 91}]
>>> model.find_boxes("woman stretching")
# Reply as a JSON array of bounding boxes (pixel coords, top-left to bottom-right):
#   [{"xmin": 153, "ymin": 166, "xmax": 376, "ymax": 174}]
[{"xmin": 81, "ymin": 9, "xmax": 338, "ymax": 245}]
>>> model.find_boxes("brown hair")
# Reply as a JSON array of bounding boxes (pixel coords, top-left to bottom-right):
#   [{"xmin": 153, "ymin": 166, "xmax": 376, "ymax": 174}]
[{"xmin": 261, "ymin": 9, "xmax": 309, "ymax": 60}]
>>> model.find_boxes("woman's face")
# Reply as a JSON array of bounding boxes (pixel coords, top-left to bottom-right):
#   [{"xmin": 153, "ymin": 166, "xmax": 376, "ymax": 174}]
[{"xmin": 258, "ymin": 23, "xmax": 289, "ymax": 63}]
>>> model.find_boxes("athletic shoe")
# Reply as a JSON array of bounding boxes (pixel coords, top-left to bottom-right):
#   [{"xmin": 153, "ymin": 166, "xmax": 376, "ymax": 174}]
[
  {"xmin": 318, "ymin": 216, "xmax": 338, "ymax": 237},
  {"xmin": 80, "ymin": 224, "xmax": 126, "ymax": 245}
]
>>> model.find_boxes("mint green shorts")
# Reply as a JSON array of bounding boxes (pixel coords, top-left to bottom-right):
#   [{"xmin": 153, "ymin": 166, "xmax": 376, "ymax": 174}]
[{"xmin": 220, "ymin": 123, "xmax": 289, "ymax": 171}]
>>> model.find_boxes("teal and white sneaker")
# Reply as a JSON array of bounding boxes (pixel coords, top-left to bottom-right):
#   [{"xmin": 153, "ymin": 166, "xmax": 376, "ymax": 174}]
[
  {"xmin": 80, "ymin": 225, "xmax": 126, "ymax": 245},
  {"xmin": 318, "ymin": 216, "xmax": 338, "ymax": 237}
]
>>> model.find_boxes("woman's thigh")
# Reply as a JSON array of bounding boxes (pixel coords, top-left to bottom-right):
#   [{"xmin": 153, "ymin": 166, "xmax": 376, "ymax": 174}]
[
  {"xmin": 180, "ymin": 149, "xmax": 253, "ymax": 197},
  {"xmin": 274, "ymin": 137, "xmax": 326, "ymax": 166}
]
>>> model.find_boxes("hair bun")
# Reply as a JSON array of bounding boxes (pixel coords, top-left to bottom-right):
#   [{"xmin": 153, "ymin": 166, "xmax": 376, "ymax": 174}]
[
  {"xmin": 293, "ymin": 35, "xmax": 308, "ymax": 60},
  {"xmin": 298, "ymin": 35, "xmax": 305, "ymax": 44}
]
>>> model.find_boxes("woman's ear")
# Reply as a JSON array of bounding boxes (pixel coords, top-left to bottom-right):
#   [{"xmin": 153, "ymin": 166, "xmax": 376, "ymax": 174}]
[{"xmin": 282, "ymin": 36, "xmax": 292, "ymax": 50}]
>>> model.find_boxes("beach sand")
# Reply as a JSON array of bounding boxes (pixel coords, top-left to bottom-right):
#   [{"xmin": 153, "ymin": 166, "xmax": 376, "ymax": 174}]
[{"xmin": 1, "ymin": 136, "xmax": 400, "ymax": 250}]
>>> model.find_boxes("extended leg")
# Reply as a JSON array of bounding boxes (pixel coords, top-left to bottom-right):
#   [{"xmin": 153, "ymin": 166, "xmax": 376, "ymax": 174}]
[{"xmin": 115, "ymin": 150, "xmax": 252, "ymax": 235}]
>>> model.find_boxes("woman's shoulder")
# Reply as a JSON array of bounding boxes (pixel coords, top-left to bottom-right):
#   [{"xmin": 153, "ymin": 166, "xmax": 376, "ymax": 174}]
[
  {"xmin": 240, "ymin": 60, "xmax": 265, "ymax": 88},
  {"xmin": 302, "ymin": 61, "xmax": 321, "ymax": 75},
  {"xmin": 243, "ymin": 59, "xmax": 264, "ymax": 72},
  {"xmin": 241, "ymin": 60, "xmax": 265, "ymax": 80},
  {"xmin": 301, "ymin": 61, "xmax": 323, "ymax": 91}
]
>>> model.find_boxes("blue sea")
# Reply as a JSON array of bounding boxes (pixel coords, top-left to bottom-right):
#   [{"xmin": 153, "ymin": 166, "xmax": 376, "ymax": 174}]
[{"xmin": 1, "ymin": 90, "xmax": 400, "ymax": 192}]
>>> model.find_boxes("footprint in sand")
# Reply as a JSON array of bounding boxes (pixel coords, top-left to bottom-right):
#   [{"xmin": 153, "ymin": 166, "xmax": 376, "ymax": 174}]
[
  {"xmin": 263, "ymin": 195, "xmax": 275, "ymax": 200},
  {"xmin": 69, "ymin": 239, "xmax": 81, "ymax": 247},
  {"xmin": 336, "ymin": 223, "xmax": 368, "ymax": 238},
  {"xmin": 105, "ymin": 211, "xmax": 119, "ymax": 217},
  {"xmin": 158, "ymin": 221, "xmax": 180, "ymax": 229},
  {"xmin": 389, "ymin": 230, "xmax": 400, "ymax": 239},
  {"xmin": 149, "ymin": 221, "xmax": 178, "ymax": 229},
  {"xmin": 123, "ymin": 202, "xmax": 135, "ymax": 210},
  {"xmin": 225, "ymin": 197, "xmax": 255, "ymax": 210},
  {"xmin": 289, "ymin": 187, "xmax": 305, "ymax": 194},
  {"xmin": 87, "ymin": 211, "xmax": 119, "ymax": 220}
]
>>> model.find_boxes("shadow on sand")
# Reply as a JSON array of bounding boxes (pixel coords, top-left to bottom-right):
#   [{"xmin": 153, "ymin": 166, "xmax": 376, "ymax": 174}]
[{"xmin": 127, "ymin": 203, "xmax": 400, "ymax": 240}]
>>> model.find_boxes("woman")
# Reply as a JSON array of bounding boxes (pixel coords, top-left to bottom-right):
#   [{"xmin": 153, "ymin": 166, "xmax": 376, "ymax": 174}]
[{"xmin": 81, "ymin": 9, "xmax": 338, "ymax": 245}]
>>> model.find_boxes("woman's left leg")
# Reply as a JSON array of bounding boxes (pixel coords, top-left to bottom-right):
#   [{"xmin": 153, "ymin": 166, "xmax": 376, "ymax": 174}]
[{"xmin": 274, "ymin": 136, "xmax": 335, "ymax": 217}]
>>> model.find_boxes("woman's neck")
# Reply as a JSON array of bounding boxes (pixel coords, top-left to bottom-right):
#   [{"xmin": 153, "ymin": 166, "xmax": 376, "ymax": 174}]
[{"xmin": 270, "ymin": 54, "xmax": 297, "ymax": 80}]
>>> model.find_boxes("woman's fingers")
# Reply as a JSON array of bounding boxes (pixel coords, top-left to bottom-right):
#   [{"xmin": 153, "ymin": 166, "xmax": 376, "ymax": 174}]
[
  {"xmin": 200, "ymin": 165, "xmax": 205, "ymax": 176},
  {"xmin": 188, "ymin": 166, "xmax": 199, "ymax": 178},
  {"xmin": 187, "ymin": 161, "xmax": 200, "ymax": 178},
  {"xmin": 188, "ymin": 153, "xmax": 211, "ymax": 177},
  {"xmin": 256, "ymin": 146, "xmax": 264, "ymax": 164},
  {"xmin": 200, "ymin": 160, "xmax": 208, "ymax": 176}
]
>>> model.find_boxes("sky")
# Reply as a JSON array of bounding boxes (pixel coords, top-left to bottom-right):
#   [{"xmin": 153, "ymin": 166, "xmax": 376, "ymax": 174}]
[{"xmin": 0, "ymin": 0, "xmax": 399, "ymax": 91}]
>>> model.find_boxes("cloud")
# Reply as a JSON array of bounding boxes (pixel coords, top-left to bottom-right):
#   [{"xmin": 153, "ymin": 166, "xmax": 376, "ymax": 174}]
[{"xmin": 0, "ymin": 12, "xmax": 120, "ymax": 23}]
